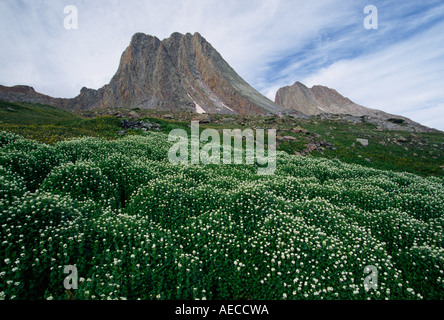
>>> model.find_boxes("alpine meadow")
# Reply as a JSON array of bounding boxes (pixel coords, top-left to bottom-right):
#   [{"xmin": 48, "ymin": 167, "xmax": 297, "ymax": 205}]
[
  {"xmin": 1, "ymin": 1, "xmax": 444, "ymax": 304},
  {"xmin": 0, "ymin": 129, "xmax": 443, "ymax": 300}
]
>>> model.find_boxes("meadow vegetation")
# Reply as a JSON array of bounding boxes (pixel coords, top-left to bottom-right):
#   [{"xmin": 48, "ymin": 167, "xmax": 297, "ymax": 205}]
[{"xmin": 0, "ymin": 131, "xmax": 443, "ymax": 300}]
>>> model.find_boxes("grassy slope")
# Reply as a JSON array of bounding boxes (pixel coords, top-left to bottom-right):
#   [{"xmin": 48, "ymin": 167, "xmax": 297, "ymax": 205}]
[
  {"xmin": 276, "ymin": 119, "xmax": 444, "ymax": 177},
  {"xmin": 1, "ymin": 99, "xmax": 443, "ymax": 177},
  {"xmin": 0, "ymin": 100, "xmax": 121, "ymax": 143}
]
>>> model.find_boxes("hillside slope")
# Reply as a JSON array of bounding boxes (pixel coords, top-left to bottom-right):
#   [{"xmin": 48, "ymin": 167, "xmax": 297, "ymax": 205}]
[{"xmin": 275, "ymin": 81, "xmax": 437, "ymax": 132}]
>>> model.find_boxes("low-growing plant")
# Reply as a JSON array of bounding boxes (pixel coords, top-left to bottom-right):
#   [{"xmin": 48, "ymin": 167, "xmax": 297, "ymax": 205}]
[{"xmin": 0, "ymin": 131, "xmax": 442, "ymax": 300}]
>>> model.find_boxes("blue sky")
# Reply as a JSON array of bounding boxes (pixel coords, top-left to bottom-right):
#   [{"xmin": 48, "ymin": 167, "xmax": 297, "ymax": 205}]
[{"xmin": 0, "ymin": 0, "xmax": 443, "ymax": 130}]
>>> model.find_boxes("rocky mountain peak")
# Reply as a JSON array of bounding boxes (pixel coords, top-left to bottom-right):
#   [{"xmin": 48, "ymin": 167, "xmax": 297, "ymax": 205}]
[
  {"xmin": 276, "ymin": 81, "xmax": 367, "ymax": 116},
  {"xmin": 0, "ymin": 85, "xmax": 36, "ymax": 94},
  {"xmin": 0, "ymin": 32, "xmax": 438, "ymax": 133},
  {"xmin": 0, "ymin": 32, "xmax": 282, "ymax": 115},
  {"xmin": 293, "ymin": 81, "xmax": 307, "ymax": 88},
  {"xmin": 274, "ymin": 81, "xmax": 438, "ymax": 132},
  {"xmin": 77, "ymin": 31, "xmax": 282, "ymax": 114}
]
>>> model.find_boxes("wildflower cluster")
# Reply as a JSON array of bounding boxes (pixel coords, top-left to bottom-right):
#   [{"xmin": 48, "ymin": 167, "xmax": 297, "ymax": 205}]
[{"xmin": 0, "ymin": 131, "xmax": 442, "ymax": 300}]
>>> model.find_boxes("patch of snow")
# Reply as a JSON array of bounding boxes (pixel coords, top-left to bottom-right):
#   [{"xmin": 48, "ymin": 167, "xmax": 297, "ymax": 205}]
[
  {"xmin": 195, "ymin": 103, "xmax": 206, "ymax": 114},
  {"xmin": 188, "ymin": 93, "xmax": 206, "ymax": 114},
  {"xmin": 317, "ymin": 105, "xmax": 326, "ymax": 112},
  {"xmin": 221, "ymin": 102, "xmax": 234, "ymax": 112}
]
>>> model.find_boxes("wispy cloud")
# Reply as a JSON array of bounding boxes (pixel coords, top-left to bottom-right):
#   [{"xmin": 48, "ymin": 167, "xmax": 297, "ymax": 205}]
[
  {"xmin": 302, "ymin": 14, "xmax": 444, "ymax": 130},
  {"xmin": 0, "ymin": 0, "xmax": 351, "ymax": 97},
  {"xmin": 0, "ymin": 0, "xmax": 443, "ymax": 129}
]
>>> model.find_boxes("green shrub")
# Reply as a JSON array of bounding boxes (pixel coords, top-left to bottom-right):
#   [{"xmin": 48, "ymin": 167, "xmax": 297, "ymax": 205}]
[
  {"xmin": 0, "ymin": 132, "xmax": 442, "ymax": 300},
  {"xmin": 0, "ymin": 165, "xmax": 27, "ymax": 206},
  {"xmin": 41, "ymin": 161, "xmax": 118, "ymax": 208}
]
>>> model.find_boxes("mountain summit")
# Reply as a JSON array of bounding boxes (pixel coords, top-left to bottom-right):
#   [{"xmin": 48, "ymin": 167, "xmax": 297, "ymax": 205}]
[
  {"xmin": 94, "ymin": 32, "xmax": 282, "ymax": 114},
  {"xmin": 0, "ymin": 32, "xmax": 439, "ymax": 132},
  {"xmin": 0, "ymin": 32, "xmax": 282, "ymax": 115},
  {"xmin": 275, "ymin": 81, "xmax": 398, "ymax": 119}
]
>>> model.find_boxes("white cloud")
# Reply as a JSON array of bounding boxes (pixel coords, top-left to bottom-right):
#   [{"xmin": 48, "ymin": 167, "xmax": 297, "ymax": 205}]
[
  {"xmin": 0, "ymin": 0, "xmax": 351, "ymax": 97},
  {"xmin": 302, "ymin": 21, "xmax": 444, "ymax": 130},
  {"xmin": 404, "ymin": 104, "xmax": 444, "ymax": 132}
]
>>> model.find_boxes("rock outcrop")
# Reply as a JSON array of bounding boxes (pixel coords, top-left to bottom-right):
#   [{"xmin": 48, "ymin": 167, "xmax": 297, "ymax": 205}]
[
  {"xmin": 276, "ymin": 81, "xmax": 395, "ymax": 118},
  {"xmin": 0, "ymin": 32, "xmax": 282, "ymax": 115},
  {"xmin": 0, "ymin": 33, "xmax": 440, "ymax": 133},
  {"xmin": 275, "ymin": 81, "xmax": 439, "ymax": 132},
  {"xmin": 0, "ymin": 85, "xmax": 65, "ymax": 107}
]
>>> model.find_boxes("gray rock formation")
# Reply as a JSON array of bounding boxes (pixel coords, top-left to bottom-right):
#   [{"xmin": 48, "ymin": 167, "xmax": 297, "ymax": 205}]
[
  {"xmin": 0, "ymin": 32, "xmax": 282, "ymax": 115},
  {"xmin": 275, "ymin": 81, "xmax": 439, "ymax": 132},
  {"xmin": 356, "ymin": 138, "xmax": 369, "ymax": 146},
  {"xmin": 276, "ymin": 81, "xmax": 396, "ymax": 118},
  {"xmin": 0, "ymin": 33, "xmax": 440, "ymax": 133}
]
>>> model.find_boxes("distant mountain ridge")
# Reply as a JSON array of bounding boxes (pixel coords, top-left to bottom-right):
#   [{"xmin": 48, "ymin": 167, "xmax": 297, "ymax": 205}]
[
  {"xmin": 0, "ymin": 32, "xmax": 281, "ymax": 115},
  {"xmin": 0, "ymin": 32, "xmax": 439, "ymax": 132},
  {"xmin": 275, "ymin": 81, "xmax": 402, "ymax": 119},
  {"xmin": 273, "ymin": 81, "xmax": 439, "ymax": 132}
]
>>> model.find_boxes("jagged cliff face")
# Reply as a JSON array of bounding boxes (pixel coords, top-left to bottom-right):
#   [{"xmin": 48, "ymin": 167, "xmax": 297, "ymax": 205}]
[
  {"xmin": 274, "ymin": 81, "xmax": 439, "ymax": 132},
  {"xmin": 96, "ymin": 32, "xmax": 281, "ymax": 114},
  {"xmin": 276, "ymin": 81, "xmax": 367, "ymax": 116},
  {"xmin": 0, "ymin": 32, "xmax": 282, "ymax": 114},
  {"xmin": 94, "ymin": 33, "xmax": 193, "ymax": 112},
  {"xmin": 275, "ymin": 81, "xmax": 403, "ymax": 119}
]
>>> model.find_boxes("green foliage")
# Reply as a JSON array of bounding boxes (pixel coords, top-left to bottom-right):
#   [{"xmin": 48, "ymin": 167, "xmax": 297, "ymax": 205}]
[
  {"xmin": 0, "ymin": 165, "xmax": 27, "ymax": 207},
  {"xmin": 41, "ymin": 161, "xmax": 119, "ymax": 208},
  {"xmin": 0, "ymin": 100, "xmax": 77, "ymax": 125},
  {"xmin": 0, "ymin": 131, "xmax": 443, "ymax": 301},
  {"xmin": 298, "ymin": 120, "xmax": 444, "ymax": 177},
  {"xmin": 0, "ymin": 101, "xmax": 121, "ymax": 144}
]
